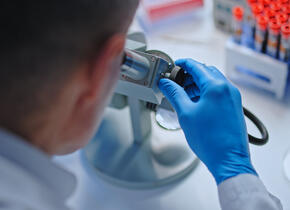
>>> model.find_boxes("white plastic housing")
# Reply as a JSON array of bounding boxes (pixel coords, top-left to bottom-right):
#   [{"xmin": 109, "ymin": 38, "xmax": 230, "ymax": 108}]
[{"xmin": 226, "ymin": 40, "xmax": 289, "ymax": 99}]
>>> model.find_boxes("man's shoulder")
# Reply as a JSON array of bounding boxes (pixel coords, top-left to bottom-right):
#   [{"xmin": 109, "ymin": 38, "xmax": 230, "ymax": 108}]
[
  {"xmin": 0, "ymin": 156, "xmax": 37, "ymax": 191},
  {"xmin": 0, "ymin": 156, "xmax": 42, "ymax": 207},
  {"xmin": 0, "ymin": 156, "xmax": 70, "ymax": 210}
]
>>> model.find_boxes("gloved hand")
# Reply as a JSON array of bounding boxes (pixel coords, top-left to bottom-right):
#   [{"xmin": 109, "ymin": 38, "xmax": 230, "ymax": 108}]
[{"xmin": 158, "ymin": 59, "xmax": 257, "ymax": 185}]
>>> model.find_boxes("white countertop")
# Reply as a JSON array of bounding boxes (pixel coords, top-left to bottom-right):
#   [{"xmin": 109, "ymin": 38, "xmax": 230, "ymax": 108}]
[{"xmin": 54, "ymin": 1, "xmax": 290, "ymax": 209}]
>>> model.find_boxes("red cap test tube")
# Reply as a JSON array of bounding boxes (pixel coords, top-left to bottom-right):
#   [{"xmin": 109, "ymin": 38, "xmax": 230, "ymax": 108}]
[
  {"xmin": 232, "ymin": 0, "xmax": 289, "ymax": 60},
  {"xmin": 280, "ymin": 23, "xmax": 290, "ymax": 61},
  {"xmin": 245, "ymin": 0, "xmax": 258, "ymax": 24},
  {"xmin": 252, "ymin": 3, "xmax": 264, "ymax": 17},
  {"xmin": 267, "ymin": 20, "xmax": 281, "ymax": 57},
  {"xmin": 255, "ymin": 15, "xmax": 269, "ymax": 52},
  {"xmin": 232, "ymin": 6, "xmax": 244, "ymax": 43}
]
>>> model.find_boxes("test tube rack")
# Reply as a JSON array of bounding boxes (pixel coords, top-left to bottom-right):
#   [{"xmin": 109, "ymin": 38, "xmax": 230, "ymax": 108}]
[
  {"xmin": 213, "ymin": 0, "xmax": 246, "ymax": 32},
  {"xmin": 226, "ymin": 39, "xmax": 289, "ymax": 99}
]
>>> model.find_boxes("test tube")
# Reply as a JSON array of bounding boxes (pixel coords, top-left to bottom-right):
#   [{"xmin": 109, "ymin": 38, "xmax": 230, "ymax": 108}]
[
  {"xmin": 267, "ymin": 20, "xmax": 281, "ymax": 58},
  {"xmin": 280, "ymin": 23, "xmax": 290, "ymax": 62},
  {"xmin": 245, "ymin": 0, "xmax": 257, "ymax": 28},
  {"xmin": 252, "ymin": 3, "xmax": 264, "ymax": 38},
  {"xmin": 255, "ymin": 15, "xmax": 269, "ymax": 52},
  {"xmin": 232, "ymin": 6, "xmax": 244, "ymax": 44}
]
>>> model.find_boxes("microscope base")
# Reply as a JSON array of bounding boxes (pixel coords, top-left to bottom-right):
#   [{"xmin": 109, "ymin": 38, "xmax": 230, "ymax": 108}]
[{"xmin": 81, "ymin": 107, "xmax": 199, "ymax": 189}]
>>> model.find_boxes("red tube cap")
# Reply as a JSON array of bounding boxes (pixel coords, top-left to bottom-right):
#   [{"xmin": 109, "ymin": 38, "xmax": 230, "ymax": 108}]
[
  {"xmin": 270, "ymin": 2, "xmax": 282, "ymax": 12},
  {"xmin": 252, "ymin": 3, "xmax": 264, "ymax": 16},
  {"xmin": 233, "ymin": 6, "xmax": 244, "ymax": 21},
  {"xmin": 276, "ymin": 13, "xmax": 288, "ymax": 24},
  {"xmin": 281, "ymin": 23, "xmax": 290, "ymax": 38},
  {"xmin": 269, "ymin": 20, "xmax": 281, "ymax": 34},
  {"xmin": 260, "ymin": 0, "xmax": 271, "ymax": 7},
  {"xmin": 257, "ymin": 15, "xmax": 269, "ymax": 30},
  {"xmin": 264, "ymin": 8, "xmax": 276, "ymax": 20},
  {"xmin": 281, "ymin": 5, "xmax": 290, "ymax": 16}
]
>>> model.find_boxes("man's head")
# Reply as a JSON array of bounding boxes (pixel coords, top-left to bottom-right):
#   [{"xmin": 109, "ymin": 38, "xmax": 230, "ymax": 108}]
[{"xmin": 0, "ymin": 0, "xmax": 139, "ymax": 155}]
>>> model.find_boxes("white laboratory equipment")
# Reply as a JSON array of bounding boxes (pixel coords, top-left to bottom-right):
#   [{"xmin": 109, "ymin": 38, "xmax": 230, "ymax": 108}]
[
  {"xmin": 80, "ymin": 33, "xmax": 199, "ymax": 189},
  {"xmin": 226, "ymin": 40, "xmax": 289, "ymax": 100}
]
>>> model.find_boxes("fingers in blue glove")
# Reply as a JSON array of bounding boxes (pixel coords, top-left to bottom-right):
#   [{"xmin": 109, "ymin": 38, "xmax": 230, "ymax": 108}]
[
  {"xmin": 185, "ymin": 84, "xmax": 200, "ymax": 101},
  {"xmin": 159, "ymin": 59, "xmax": 256, "ymax": 185},
  {"xmin": 158, "ymin": 78, "xmax": 193, "ymax": 113},
  {"xmin": 175, "ymin": 59, "xmax": 214, "ymax": 91},
  {"xmin": 175, "ymin": 59, "xmax": 229, "ymax": 93}
]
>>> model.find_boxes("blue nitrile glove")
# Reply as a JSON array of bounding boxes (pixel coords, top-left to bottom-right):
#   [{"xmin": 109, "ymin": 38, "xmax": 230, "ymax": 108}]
[{"xmin": 158, "ymin": 59, "xmax": 257, "ymax": 185}]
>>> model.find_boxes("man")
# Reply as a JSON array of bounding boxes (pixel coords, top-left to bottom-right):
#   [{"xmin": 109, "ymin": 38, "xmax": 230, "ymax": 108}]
[{"xmin": 0, "ymin": 1, "xmax": 283, "ymax": 210}]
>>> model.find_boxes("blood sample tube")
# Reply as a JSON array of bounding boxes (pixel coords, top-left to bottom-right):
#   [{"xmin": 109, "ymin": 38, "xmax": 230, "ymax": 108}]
[
  {"xmin": 251, "ymin": 3, "xmax": 264, "ymax": 38},
  {"xmin": 252, "ymin": 3, "xmax": 264, "ymax": 20},
  {"xmin": 232, "ymin": 6, "xmax": 244, "ymax": 43},
  {"xmin": 267, "ymin": 20, "xmax": 281, "ymax": 57},
  {"xmin": 255, "ymin": 15, "xmax": 269, "ymax": 52},
  {"xmin": 280, "ymin": 23, "xmax": 290, "ymax": 62},
  {"xmin": 246, "ymin": 0, "xmax": 257, "ymax": 26}
]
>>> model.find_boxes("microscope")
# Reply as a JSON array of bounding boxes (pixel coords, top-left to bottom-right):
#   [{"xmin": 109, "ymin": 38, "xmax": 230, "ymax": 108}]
[
  {"xmin": 81, "ymin": 33, "xmax": 199, "ymax": 189},
  {"xmin": 81, "ymin": 32, "xmax": 269, "ymax": 189}
]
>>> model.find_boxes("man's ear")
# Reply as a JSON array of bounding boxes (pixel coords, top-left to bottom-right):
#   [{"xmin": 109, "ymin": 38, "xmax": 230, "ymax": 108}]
[
  {"xmin": 84, "ymin": 34, "xmax": 127, "ymax": 100},
  {"xmin": 94, "ymin": 34, "xmax": 126, "ymax": 75}
]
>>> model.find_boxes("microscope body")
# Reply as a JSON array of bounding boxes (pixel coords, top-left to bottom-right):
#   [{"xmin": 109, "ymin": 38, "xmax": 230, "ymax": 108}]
[
  {"xmin": 117, "ymin": 50, "xmax": 168, "ymax": 105},
  {"xmin": 110, "ymin": 38, "xmax": 171, "ymax": 112},
  {"xmin": 82, "ymin": 33, "xmax": 198, "ymax": 189}
]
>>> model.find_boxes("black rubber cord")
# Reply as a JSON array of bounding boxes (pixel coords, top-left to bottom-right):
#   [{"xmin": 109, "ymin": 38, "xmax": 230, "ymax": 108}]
[{"xmin": 243, "ymin": 107, "xmax": 269, "ymax": 146}]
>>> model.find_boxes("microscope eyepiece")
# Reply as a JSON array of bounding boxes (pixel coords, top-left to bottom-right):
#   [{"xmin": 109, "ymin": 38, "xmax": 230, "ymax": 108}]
[{"xmin": 121, "ymin": 49, "xmax": 150, "ymax": 81}]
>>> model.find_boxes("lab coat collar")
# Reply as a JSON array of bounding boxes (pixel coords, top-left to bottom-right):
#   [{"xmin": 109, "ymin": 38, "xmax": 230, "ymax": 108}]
[{"xmin": 0, "ymin": 128, "xmax": 77, "ymax": 201}]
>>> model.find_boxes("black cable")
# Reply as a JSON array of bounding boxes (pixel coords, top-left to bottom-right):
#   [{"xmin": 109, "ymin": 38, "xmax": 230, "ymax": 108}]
[{"xmin": 243, "ymin": 107, "xmax": 269, "ymax": 146}]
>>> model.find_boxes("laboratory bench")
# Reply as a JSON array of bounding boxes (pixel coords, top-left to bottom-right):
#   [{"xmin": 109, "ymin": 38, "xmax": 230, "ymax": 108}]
[{"xmin": 54, "ymin": 2, "xmax": 290, "ymax": 209}]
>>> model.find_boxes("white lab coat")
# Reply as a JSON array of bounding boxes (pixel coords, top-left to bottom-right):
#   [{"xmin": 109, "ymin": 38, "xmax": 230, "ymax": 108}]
[
  {"xmin": 0, "ymin": 129, "xmax": 76, "ymax": 210},
  {"xmin": 218, "ymin": 174, "xmax": 283, "ymax": 210},
  {"xmin": 0, "ymin": 128, "xmax": 283, "ymax": 210}
]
